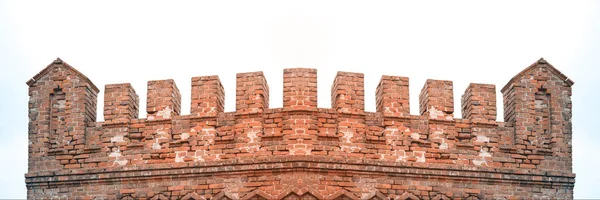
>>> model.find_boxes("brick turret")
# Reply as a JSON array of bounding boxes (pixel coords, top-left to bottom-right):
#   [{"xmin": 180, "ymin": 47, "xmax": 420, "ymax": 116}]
[
  {"xmin": 501, "ymin": 58, "xmax": 574, "ymax": 171},
  {"xmin": 26, "ymin": 58, "xmax": 98, "ymax": 171}
]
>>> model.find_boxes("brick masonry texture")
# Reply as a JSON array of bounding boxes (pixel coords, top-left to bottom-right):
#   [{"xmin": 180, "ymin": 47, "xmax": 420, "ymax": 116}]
[{"xmin": 25, "ymin": 58, "xmax": 575, "ymax": 199}]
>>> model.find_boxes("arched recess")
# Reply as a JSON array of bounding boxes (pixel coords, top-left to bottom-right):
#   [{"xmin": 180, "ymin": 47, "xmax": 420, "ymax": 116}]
[
  {"xmin": 282, "ymin": 192, "xmax": 319, "ymax": 200},
  {"xmin": 370, "ymin": 196, "xmax": 387, "ymax": 200},
  {"xmin": 330, "ymin": 192, "xmax": 389, "ymax": 200},
  {"xmin": 465, "ymin": 195, "xmax": 480, "ymax": 200},
  {"xmin": 149, "ymin": 193, "xmax": 170, "ymax": 200},
  {"xmin": 275, "ymin": 187, "xmax": 325, "ymax": 199},
  {"xmin": 120, "ymin": 195, "xmax": 135, "ymax": 200},
  {"xmin": 431, "ymin": 193, "xmax": 451, "ymax": 200},
  {"xmin": 333, "ymin": 194, "xmax": 354, "ymax": 200},
  {"xmin": 397, "ymin": 192, "xmax": 420, "ymax": 200},
  {"xmin": 181, "ymin": 192, "xmax": 205, "ymax": 200},
  {"xmin": 246, "ymin": 195, "xmax": 268, "ymax": 200},
  {"xmin": 370, "ymin": 191, "xmax": 390, "ymax": 200},
  {"xmin": 212, "ymin": 191, "xmax": 233, "ymax": 200},
  {"xmin": 240, "ymin": 189, "xmax": 274, "ymax": 200},
  {"xmin": 362, "ymin": 191, "xmax": 389, "ymax": 200},
  {"xmin": 329, "ymin": 190, "xmax": 359, "ymax": 200}
]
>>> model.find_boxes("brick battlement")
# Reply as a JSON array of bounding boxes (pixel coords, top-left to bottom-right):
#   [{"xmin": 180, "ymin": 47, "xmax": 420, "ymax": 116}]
[{"xmin": 25, "ymin": 58, "xmax": 575, "ymax": 199}]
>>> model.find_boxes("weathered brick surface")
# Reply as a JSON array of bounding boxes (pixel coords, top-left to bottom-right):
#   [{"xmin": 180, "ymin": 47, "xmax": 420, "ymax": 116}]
[
  {"xmin": 104, "ymin": 83, "xmax": 139, "ymax": 123},
  {"xmin": 26, "ymin": 58, "xmax": 575, "ymax": 199},
  {"xmin": 376, "ymin": 75, "xmax": 410, "ymax": 117},
  {"xmin": 284, "ymin": 68, "xmax": 317, "ymax": 111},
  {"xmin": 191, "ymin": 75, "xmax": 224, "ymax": 117},
  {"xmin": 461, "ymin": 83, "xmax": 496, "ymax": 124},
  {"xmin": 146, "ymin": 79, "xmax": 181, "ymax": 120},
  {"xmin": 420, "ymin": 79, "xmax": 454, "ymax": 121},
  {"xmin": 332, "ymin": 72, "xmax": 364, "ymax": 115}
]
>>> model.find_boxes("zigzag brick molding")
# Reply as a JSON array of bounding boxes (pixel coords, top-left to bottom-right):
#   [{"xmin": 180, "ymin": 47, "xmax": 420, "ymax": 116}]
[{"xmin": 25, "ymin": 58, "xmax": 575, "ymax": 199}]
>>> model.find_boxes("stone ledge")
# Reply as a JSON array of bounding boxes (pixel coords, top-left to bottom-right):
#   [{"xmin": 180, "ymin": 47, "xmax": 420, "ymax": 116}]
[{"xmin": 26, "ymin": 156, "xmax": 575, "ymax": 186}]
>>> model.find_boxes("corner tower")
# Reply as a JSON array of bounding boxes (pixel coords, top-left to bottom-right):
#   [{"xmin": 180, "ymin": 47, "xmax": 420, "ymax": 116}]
[
  {"xmin": 502, "ymin": 58, "xmax": 574, "ymax": 171},
  {"xmin": 26, "ymin": 58, "xmax": 99, "ymax": 172}
]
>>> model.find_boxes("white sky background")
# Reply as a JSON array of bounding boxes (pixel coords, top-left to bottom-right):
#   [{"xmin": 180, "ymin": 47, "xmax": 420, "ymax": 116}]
[{"xmin": 0, "ymin": 0, "xmax": 598, "ymax": 198}]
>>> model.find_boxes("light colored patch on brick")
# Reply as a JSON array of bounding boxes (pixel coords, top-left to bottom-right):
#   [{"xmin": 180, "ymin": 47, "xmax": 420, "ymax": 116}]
[
  {"xmin": 428, "ymin": 106, "xmax": 443, "ymax": 119},
  {"xmin": 341, "ymin": 129, "xmax": 353, "ymax": 143},
  {"xmin": 156, "ymin": 106, "xmax": 173, "ymax": 119},
  {"xmin": 109, "ymin": 149, "xmax": 128, "ymax": 166},
  {"xmin": 534, "ymin": 100, "xmax": 544, "ymax": 109},
  {"xmin": 439, "ymin": 142, "xmax": 449, "ymax": 150},
  {"xmin": 151, "ymin": 142, "xmax": 161, "ymax": 150},
  {"xmin": 200, "ymin": 127, "xmax": 216, "ymax": 144},
  {"xmin": 341, "ymin": 145, "xmax": 361, "ymax": 153},
  {"xmin": 473, "ymin": 149, "xmax": 492, "ymax": 166},
  {"xmin": 206, "ymin": 107, "xmax": 216, "ymax": 116},
  {"xmin": 240, "ymin": 129, "xmax": 261, "ymax": 153},
  {"xmin": 340, "ymin": 129, "xmax": 361, "ymax": 153},
  {"xmin": 152, "ymin": 129, "xmax": 169, "ymax": 150},
  {"xmin": 384, "ymin": 127, "xmax": 424, "ymax": 162},
  {"xmin": 110, "ymin": 134, "xmax": 124, "ymax": 143},
  {"xmin": 175, "ymin": 151, "xmax": 186, "ymax": 163},
  {"xmin": 430, "ymin": 106, "xmax": 453, "ymax": 120},
  {"xmin": 189, "ymin": 127, "xmax": 219, "ymax": 162},
  {"xmin": 180, "ymin": 132, "xmax": 190, "ymax": 140},
  {"xmin": 415, "ymin": 151, "xmax": 426, "ymax": 163},
  {"xmin": 411, "ymin": 132, "xmax": 420, "ymax": 140},
  {"xmin": 395, "ymin": 150, "xmax": 407, "ymax": 162},
  {"xmin": 356, "ymin": 177, "xmax": 377, "ymax": 199},
  {"xmin": 157, "ymin": 129, "xmax": 169, "ymax": 138},
  {"xmin": 384, "ymin": 127, "xmax": 399, "ymax": 145},
  {"xmin": 115, "ymin": 159, "xmax": 127, "ymax": 166},
  {"xmin": 193, "ymin": 150, "xmax": 207, "ymax": 162},
  {"xmin": 476, "ymin": 135, "xmax": 490, "ymax": 143},
  {"xmin": 247, "ymin": 130, "xmax": 258, "ymax": 143},
  {"xmin": 383, "ymin": 106, "xmax": 392, "ymax": 114},
  {"xmin": 290, "ymin": 140, "xmax": 311, "ymax": 155},
  {"xmin": 431, "ymin": 130, "xmax": 449, "ymax": 150},
  {"xmin": 108, "ymin": 150, "xmax": 121, "ymax": 158},
  {"xmin": 223, "ymin": 177, "xmax": 244, "ymax": 199},
  {"xmin": 57, "ymin": 100, "xmax": 66, "ymax": 109}
]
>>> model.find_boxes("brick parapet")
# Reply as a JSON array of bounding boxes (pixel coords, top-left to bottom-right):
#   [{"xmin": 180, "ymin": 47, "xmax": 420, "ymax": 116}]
[
  {"xmin": 461, "ymin": 83, "xmax": 497, "ymax": 123},
  {"xmin": 419, "ymin": 79, "xmax": 454, "ymax": 120},
  {"xmin": 331, "ymin": 72, "xmax": 365, "ymax": 115},
  {"xmin": 146, "ymin": 79, "xmax": 181, "ymax": 120},
  {"xmin": 283, "ymin": 68, "xmax": 317, "ymax": 111},
  {"xmin": 376, "ymin": 75, "xmax": 410, "ymax": 117},
  {"xmin": 191, "ymin": 75, "xmax": 224, "ymax": 117},
  {"xmin": 25, "ymin": 58, "xmax": 575, "ymax": 199},
  {"xmin": 104, "ymin": 83, "xmax": 139, "ymax": 124}
]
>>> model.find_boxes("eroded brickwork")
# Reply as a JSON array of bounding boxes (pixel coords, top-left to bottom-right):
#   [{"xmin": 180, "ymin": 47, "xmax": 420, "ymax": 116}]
[{"xmin": 26, "ymin": 58, "xmax": 575, "ymax": 199}]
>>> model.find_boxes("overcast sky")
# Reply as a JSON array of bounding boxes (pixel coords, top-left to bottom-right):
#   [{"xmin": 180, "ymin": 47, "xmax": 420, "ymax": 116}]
[{"xmin": 1, "ymin": 0, "xmax": 598, "ymax": 199}]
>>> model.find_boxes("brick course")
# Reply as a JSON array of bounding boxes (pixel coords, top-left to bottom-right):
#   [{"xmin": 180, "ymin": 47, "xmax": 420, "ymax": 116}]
[{"xmin": 25, "ymin": 58, "xmax": 575, "ymax": 199}]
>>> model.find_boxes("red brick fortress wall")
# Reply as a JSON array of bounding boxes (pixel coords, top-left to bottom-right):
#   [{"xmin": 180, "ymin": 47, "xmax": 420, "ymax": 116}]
[{"xmin": 25, "ymin": 58, "xmax": 575, "ymax": 199}]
